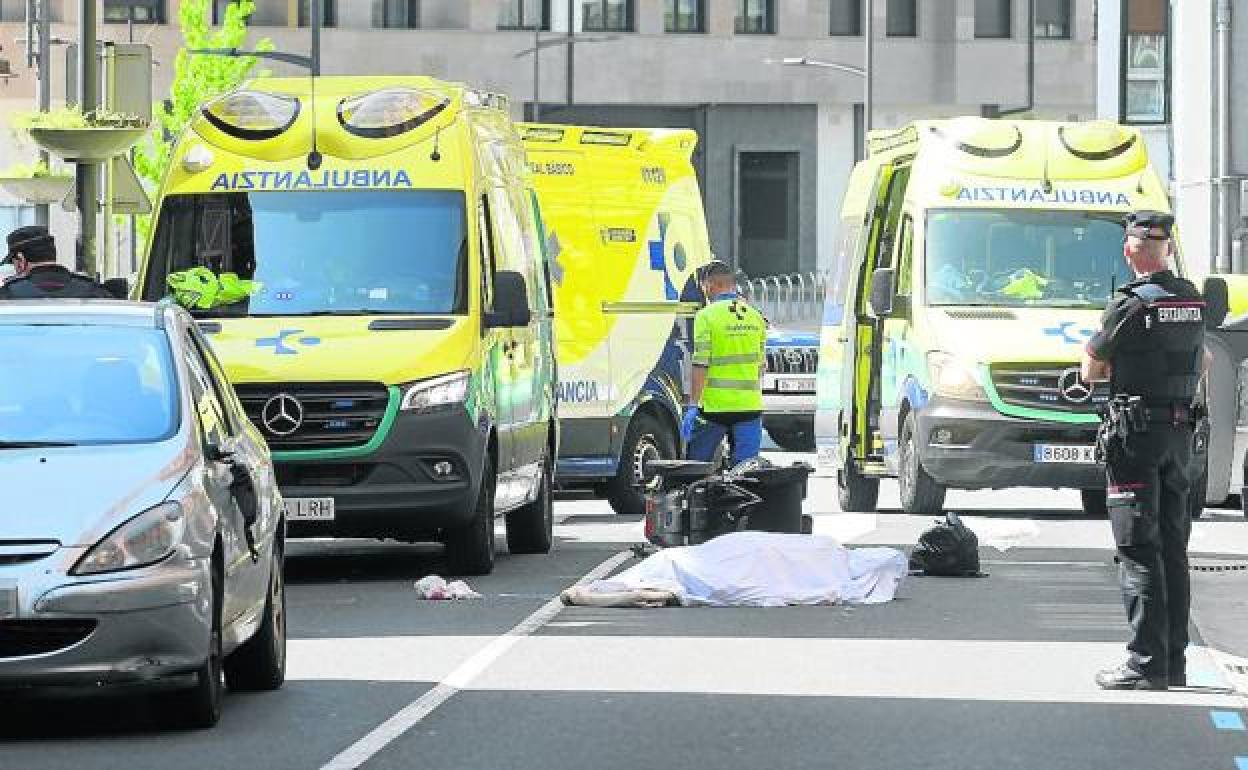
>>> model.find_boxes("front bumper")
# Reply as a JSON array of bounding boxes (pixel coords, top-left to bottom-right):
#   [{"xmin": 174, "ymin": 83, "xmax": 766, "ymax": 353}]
[
  {"xmin": 762, "ymin": 391, "xmax": 816, "ymax": 416},
  {"xmin": 916, "ymin": 397, "xmax": 1104, "ymax": 490},
  {"xmin": 277, "ymin": 405, "xmax": 487, "ymax": 540},
  {"xmin": 0, "ymin": 553, "xmax": 211, "ymax": 688}
]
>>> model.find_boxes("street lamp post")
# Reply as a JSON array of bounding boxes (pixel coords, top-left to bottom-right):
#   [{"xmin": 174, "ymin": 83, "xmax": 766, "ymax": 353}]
[
  {"xmin": 514, "ymin": 34, "xmax": 618, "ymax": 122},
  {"xmin": 765, "ymin": 57, "xmax": 870, "ymax": 150}
]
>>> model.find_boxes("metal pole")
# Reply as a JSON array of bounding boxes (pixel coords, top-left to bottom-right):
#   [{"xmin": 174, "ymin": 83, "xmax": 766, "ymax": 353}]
[
  {"xmin": 128, "ymin": 16, "xmax": 137, "ymax": 274},
  {"xmin": 33, "ymin": 0, "xmax": 51, "ymax": 228},
  {"xmin": 863, "ymin": 0, "xmax": 873, "ymax": 133},
  {"xmin": 76, "ymin": 0, "xmax": 99, "ymax": 276},
  {"xmin": 1216, "ymin": 0, "xmax": 1233, "ymax": 273},
  {"xmin": 311, "ymin": 0, "xmax": 321, "ymax": 76},
  {"xmin": 566, "ymin": 0, "xmax": 575, "ymax": 107},
  {"xmin": 532, "ymin": 6, "xmax": 541, "ymax": 122}
]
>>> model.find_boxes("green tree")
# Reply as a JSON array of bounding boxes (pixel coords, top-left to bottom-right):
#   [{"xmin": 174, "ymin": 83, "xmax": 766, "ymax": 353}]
[{"xmin": 132, "ymin": 0, "xmax": 271, "ymax": 240}]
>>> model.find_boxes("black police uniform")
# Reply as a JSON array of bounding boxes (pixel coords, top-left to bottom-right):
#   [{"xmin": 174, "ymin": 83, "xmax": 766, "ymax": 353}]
[
  {"xmin": 1087, "ymin": 267, "xmax": 1205, "ymax": 688},
  {"xmin": 0, "ymin": 263, "xmax": 113, "ymax": 300}
]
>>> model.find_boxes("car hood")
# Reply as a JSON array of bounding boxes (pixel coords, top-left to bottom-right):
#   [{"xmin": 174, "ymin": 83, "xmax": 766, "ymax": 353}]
[
  {"xmin": 925, "ymin": 306, "xmax": 1105, "ymax": 365},
  {"xmin": 767, "ymin": 327, "xmax": 820, "ymax": 347},
  {"xmin": 0, "ymin": 441, "xmax": 192, "ymax": 546}
]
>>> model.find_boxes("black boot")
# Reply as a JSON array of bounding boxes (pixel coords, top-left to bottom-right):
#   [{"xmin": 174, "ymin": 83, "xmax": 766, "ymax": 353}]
[{"xmin": 1095, "ymin": 664, "xmax": 1168, "ymax": 690}]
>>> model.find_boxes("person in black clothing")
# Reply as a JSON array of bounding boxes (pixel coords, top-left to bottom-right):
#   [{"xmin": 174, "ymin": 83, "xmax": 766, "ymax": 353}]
[
  {"xmin": 0, "ymin": 225, "xmax": 113, "ymax": 299},
  {"xmin": 1081, "ymin": 210, "xmax": 1208, "ymax": 691}
]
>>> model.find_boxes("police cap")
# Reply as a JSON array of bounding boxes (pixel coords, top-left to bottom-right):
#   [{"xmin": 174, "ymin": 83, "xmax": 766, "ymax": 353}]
[
  {"xmin": 1124, "ymin": 210, "xmax": 1175, "ymax": 241},
  {"xmin": 3, "ymin": 225, "xmax": 56, "ymax": 265}
]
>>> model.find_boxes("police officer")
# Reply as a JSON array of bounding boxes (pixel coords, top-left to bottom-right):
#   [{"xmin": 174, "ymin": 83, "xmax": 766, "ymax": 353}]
[
  {"xmin": 0, "ymin": 225, "xmax": 113, "ymax": 299},
  {"xmin": 1081, "ymin": 210, "xmax": 1207, "ymax": 691},
  {"xmin": 683, "ymin": 260, "xmax": 768, "ymax": 466}
]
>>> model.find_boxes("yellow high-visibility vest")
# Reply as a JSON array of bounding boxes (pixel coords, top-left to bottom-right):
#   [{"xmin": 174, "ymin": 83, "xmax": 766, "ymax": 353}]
[{"xmin": 692, "ymin": 295, "xmax": 767, "ymax": 413}]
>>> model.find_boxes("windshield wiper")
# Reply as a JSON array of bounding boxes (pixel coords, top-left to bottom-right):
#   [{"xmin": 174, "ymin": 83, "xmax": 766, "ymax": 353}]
[
  {"xmin": 0, "ymin": 440, "xmax": 79, "ymax": 449},
  {"xmin": 256, "ymin": 309, "xmax": 422, "ymax": 317}
]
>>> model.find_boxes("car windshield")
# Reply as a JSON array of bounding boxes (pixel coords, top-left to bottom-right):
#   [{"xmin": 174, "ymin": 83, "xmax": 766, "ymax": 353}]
[
  {"xmin": 925, "ymin": 209, "xmax": 1143, "ymax": 308},
  {"xmin": 0, "ymin": 325, "xmax": 178, "ymax": 446},
  {"xmin": 142, "ymin": 190, "xmax": 469, "ymax": 317}
]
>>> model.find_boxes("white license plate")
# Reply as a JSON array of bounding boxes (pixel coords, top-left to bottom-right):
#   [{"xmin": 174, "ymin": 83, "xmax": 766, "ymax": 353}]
[
  {"xmin": 1033, "ymin": 444, "xmax": 1098, "ymax": 464},
  {"xmin": 283, "ymin": 497, "xmax": 336, "ymax": 521},
  {"xmin": 777, "ymin": 377, "xmax": 815, "ymax": 393},
  {"xmin": 0, "ymin": 581, "xmax": 16, "ymax": 620}
]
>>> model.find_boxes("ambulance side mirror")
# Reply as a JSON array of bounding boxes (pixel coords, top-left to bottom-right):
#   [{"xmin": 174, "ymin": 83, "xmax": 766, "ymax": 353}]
[
  {"xmin": 486, "ymin": 270, "xmax": 532, "ymax": 328},
  {"xmin": 868, "ymin": 267, "xmax": 896, "ymax": 318},
  {"xmin": 1203, "ymin": 276, "xmax": 1229, "ymax": 329}
]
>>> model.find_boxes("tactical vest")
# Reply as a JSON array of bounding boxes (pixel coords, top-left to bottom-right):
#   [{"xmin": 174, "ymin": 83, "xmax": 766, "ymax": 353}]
[
  {"xmin": 1110, "ymin": 281, "xmax": 1205, "ymax": 404},
  {"xmin": 0, "ymin": 266, "xmax": 112, "ymax": 300},
  {"xmin": 692, "ymin": 296, "xmax": 767, "ymax": 413}
]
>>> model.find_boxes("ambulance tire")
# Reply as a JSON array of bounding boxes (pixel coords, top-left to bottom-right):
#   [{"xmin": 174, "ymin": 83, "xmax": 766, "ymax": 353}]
[
  {"xmin": 445, "ymin": 455, "xmax": 496, "ymax": 576},
  {"xmin": 837, "ymin": 460, "xmax": 879, "ymax": 513},
  {"xmin": 769, "ymin": 427, "xmax": 816, "ymax": 453},
  {"xmin": 506, "ymin": 451, "xmax": 554, "ymax": 554},
  {"xmin": 608, "ymin": 413, "xmax": 676, "ymax": 516},
  {"xmin": 899, "ymin": 413, "xmax": 946, "ymax": 515},
  {"xmin": 1080, "ymin": 489, "xmax": 1109, "ymax": 518}
]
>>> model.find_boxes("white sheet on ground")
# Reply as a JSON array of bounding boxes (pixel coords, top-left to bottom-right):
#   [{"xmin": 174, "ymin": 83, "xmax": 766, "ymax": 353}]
[{"xmin": 570, "ymin": 532, "xmax": 907, "ymax": 608}]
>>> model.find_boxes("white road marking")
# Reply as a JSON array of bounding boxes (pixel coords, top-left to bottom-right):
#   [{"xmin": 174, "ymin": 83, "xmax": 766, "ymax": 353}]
[{"xmin": 319, "ymin": 549, "xmax": 632, "ymax": 770}]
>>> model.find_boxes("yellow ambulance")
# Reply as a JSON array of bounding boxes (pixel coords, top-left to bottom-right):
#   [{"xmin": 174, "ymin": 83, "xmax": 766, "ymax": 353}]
[
  {"xmin": 816, "ymin": 118, "xmax": 1182, "ymax": 516},
  {"xmin": 519, "ymin": 123, "xmax": 710, "ymax": 514},
  {"xmin": 138, "ymin": 76, "xmax": 557, "ymax": 575}
]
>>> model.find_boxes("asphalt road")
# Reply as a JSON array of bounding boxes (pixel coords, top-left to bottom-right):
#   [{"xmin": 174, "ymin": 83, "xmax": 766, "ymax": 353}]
[{"xmin": 3, "ymin": 450, "xmax": 1248, "ymax": 770}]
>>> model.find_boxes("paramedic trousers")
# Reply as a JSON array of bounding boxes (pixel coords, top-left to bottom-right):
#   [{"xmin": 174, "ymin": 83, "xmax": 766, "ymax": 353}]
[
  {"xmin": 1105, "ymin": 426, "xmax": 1194, "ymax": 681},
  {"xmin": 687, "ymin": 415, "xmax": 763, "ymax": 467}
]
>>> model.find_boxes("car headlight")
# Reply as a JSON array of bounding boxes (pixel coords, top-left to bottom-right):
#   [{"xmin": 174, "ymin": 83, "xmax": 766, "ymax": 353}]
[
  {"xmin": 926, "ymin": 352, "xmax": 987, "ymax": 401},
  {"xmin": 400, "ymin": 370, "xmax": 471, "ymax": 412},
  {"xmin": 72, "ymin": 502, "xmax": 186, "ymax": 576}
]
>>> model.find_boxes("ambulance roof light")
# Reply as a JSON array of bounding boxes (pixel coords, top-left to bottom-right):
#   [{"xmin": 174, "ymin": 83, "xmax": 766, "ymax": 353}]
[
  {"xmin": 203, "ymin": 90, "xmax": 301, "ymax": 140},
  {"xmin": 522, "ymin": 126, "xmax": 565, "ymax": 143},
  {"xmin": 580, "ymin": 130, "xmax": 631, "ymax": 147},
  {"xmin": 1058, "ymin": 121, "xmax": 1138, "ymax": 161},
  {"xmin": 337, "ymin": 87, "xmax": 450, "ymax": 139},
  {"xmin": 929, "ymin": 117, "xmax": 1023, "ymax": 159}
]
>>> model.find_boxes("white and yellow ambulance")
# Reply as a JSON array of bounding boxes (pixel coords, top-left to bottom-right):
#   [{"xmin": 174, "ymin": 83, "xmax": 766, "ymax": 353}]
[
  {"xmin": 138, "ymin": 76, "xmax": 557, "ymax": 575},
  {"xmin": 816, "ymin": 118, "xmax": 1184, "ymax": 515},
  {"xmin": 519, "ymin": 123, "xmax": 710, "ymax": 514}
]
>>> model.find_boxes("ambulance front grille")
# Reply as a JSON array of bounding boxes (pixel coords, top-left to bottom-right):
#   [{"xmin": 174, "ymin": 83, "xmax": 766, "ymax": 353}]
[
  {"xmin": 989, "ymin": 364, "xmax": 1109, "ymax": 415},
  {"xmin": 236, "ymin": 382, "xmax": 391, "ymax": 451},
  {"xmin": 765, "ymin": 347, "xmax": 819, "ymax": 375}
]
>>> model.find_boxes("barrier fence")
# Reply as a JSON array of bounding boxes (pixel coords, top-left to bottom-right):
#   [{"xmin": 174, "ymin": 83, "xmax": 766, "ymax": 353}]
[{"xmin": 736, "ymin": 271, "xmax": 831, "ymax": 327}]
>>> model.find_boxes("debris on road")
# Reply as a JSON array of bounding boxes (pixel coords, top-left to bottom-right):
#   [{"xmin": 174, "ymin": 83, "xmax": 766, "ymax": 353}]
[
  {"xmin": 909, "ymin": 513, "xmax": 987, "ymax": 577},
  {"xmin": 414, "ymin": 575, "xmax": 483, "ymax": 600},
  {"xmin": 562, "ymin": 531, "xmax": 907, "ymax": 608}
]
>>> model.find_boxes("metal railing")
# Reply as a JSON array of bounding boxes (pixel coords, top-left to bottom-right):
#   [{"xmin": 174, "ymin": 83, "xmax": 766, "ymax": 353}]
[{"xmin": 736, "ymin": 270, "xmax": 831, "ymax": 327}]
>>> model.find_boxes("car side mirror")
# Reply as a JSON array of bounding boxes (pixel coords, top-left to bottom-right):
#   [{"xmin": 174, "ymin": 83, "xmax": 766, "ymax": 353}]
[
  {"xmin": 868, "ymin": 267, "xmax": 896, "ymax": 318},
  {"xmin": 485, "ymin": 270, "xmax": 532, "ymax": 328},
  {"xmin": 103, "ymin": 277, "xmax": 129, "ymax": 300},
  {"xmin": 1203, "ymin": 276, "xmax": 1229, "ymax": 329}
]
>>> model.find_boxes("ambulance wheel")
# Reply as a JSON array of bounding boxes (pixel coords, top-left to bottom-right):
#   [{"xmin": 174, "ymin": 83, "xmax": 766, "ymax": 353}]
[
  {"xmin": 1080, "ymin": 489, "xmax": 1109, "ymax": 518},
  {"xmin": 506, "ymin": 451, "xmax": 553, "ymax": 554},
  {"xmin": 769, "ymin": 427, "xmax": 815, "ymax": 453},
  {"xmin": 445, "ymin": 455, "xmax": 496, "ymax": 575},
  {"xmin": 608, "ymin": 413, "xmax": 675, "ymax": 516},
  {"xmin": 837, "ymin": 460, "xmax": 879, "ymax": 513},
  {"xmin": 899, "ymin": 413, "xmax": 946, "ymax": 515}
]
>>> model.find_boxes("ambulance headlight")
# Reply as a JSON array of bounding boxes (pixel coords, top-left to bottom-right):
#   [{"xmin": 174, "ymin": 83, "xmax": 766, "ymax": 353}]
[
  {"xmin": 338, "ymin": 88, "xmax": 450, "ymax": 139},
  {"xmin": 203, "ymin": 90, "xmax": 300, "ymax": 140},
  {"xmin": 927, "ymin": 352, "xmax": 987, "ymax": 401},
  {"xmin": 400, "ymin": 371, "xmax": 471, "ymax": 412}
]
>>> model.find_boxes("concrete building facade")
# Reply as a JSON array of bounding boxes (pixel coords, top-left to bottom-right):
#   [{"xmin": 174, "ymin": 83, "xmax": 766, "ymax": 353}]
[{"xmin": 0, "ymin": 0, "xmax": 1098, "ymax": 279}]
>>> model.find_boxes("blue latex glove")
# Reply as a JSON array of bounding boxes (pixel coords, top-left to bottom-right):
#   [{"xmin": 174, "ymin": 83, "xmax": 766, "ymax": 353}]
[{"xmin": 680, "ymin": 406, "xmax": 700, "ymax": 442}]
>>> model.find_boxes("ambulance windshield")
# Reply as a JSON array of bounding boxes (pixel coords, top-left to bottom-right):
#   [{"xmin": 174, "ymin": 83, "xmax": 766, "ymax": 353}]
[
  {"xmin": 925, "ymin": 209, "xmax": 1141, "ymax": 309},
  {"xmin": 143, "ymin": 190, "xmax": 469, "ymax": 316}
]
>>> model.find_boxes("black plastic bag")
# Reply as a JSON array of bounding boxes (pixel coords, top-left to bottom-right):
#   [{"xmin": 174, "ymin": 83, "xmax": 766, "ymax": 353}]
[{"xmin": 909, "ymin": 513, "xmax": 983, "ymax": 577}]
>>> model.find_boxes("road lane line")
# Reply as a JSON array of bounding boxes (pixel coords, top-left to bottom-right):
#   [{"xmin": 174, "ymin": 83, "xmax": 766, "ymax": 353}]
[{"xmin": 319, "ymin": 549, "xmax": 632, "ymax": 770}]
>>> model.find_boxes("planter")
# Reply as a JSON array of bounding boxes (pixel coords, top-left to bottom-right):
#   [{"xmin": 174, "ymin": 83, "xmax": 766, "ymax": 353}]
[
  {"xmin": 0, "ymin": 175, "xmax": 74, "ymax": 205},
  {"xmin": 27, "ymin": 127, "xmax": 147, "ymax": 162}
]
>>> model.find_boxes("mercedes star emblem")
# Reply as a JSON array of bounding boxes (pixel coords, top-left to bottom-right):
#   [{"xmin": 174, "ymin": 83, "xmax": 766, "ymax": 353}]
[
  {"xmin": 261, "ymin": 393, "xmax": 305, "ymax": 436},
  {"xmin": 1057, "ymin": 368, "xmax": 1093, "ymax": 404},
  {"xmin": 784, "ymin": 349, "xmax": 805, "ymax": 366}
]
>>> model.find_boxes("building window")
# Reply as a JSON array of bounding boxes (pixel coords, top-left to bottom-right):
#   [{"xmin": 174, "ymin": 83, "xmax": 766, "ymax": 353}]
[
  {"xmin": 298, "ymin": 0, "xmax": 336, "ymax": 27},
  {"xmin": 1121, "ymin": 0, "xmax": 1168, "ymax": 124},
  {"xmin": 886, "ymin": 0, "xmax": 917, "ymax": 37},
  {"xmin": 499, "ymin": 0, "xmax": 550, "ymax": 30},
  {"xmin": 103, "ymin": 0, "xmax": 165, "ymax": 24},
  {"xmin": 665, "ymin": 0, "xmax": 705, "ymax": 33},
  {"xmin": 829, "ymin": 0, "xmax": 862, "ymax": 36},
  {"xmin": 377, "ymin": 0, "xmax": 420, "ymax": 28},
  {"xmin": 975, "ymin": 0, "xmax": 1011, "ymax": 38},
  {"xmin": 0, "ymin": 1, "xmax": 25, "ymax": 22},
  {"xmin": 1035, "ymin": 0, "xmax": 1070, "ymax": 38},
  {"xmin": 212, "ymin": 1, "xmax": 252, "ymax": 25},
  {"xmin": 735, "ymin": 0, "xmax": 775, "ymax": 34},
  {"xmin": 582, "ymin": 0, "xmax": 633, "ymax": 32}
]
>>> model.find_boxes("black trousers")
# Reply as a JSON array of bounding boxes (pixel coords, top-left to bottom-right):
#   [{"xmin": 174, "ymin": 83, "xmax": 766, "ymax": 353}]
[{"xmin": 1104, "ymin": 425, "xmax": 1194, "ymax": 679}]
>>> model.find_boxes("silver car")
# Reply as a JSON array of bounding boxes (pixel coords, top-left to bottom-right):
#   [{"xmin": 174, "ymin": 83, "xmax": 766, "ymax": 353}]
[{"xmin": 0, "ymin": 301, "xmax": 286, "ymax": 728}]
